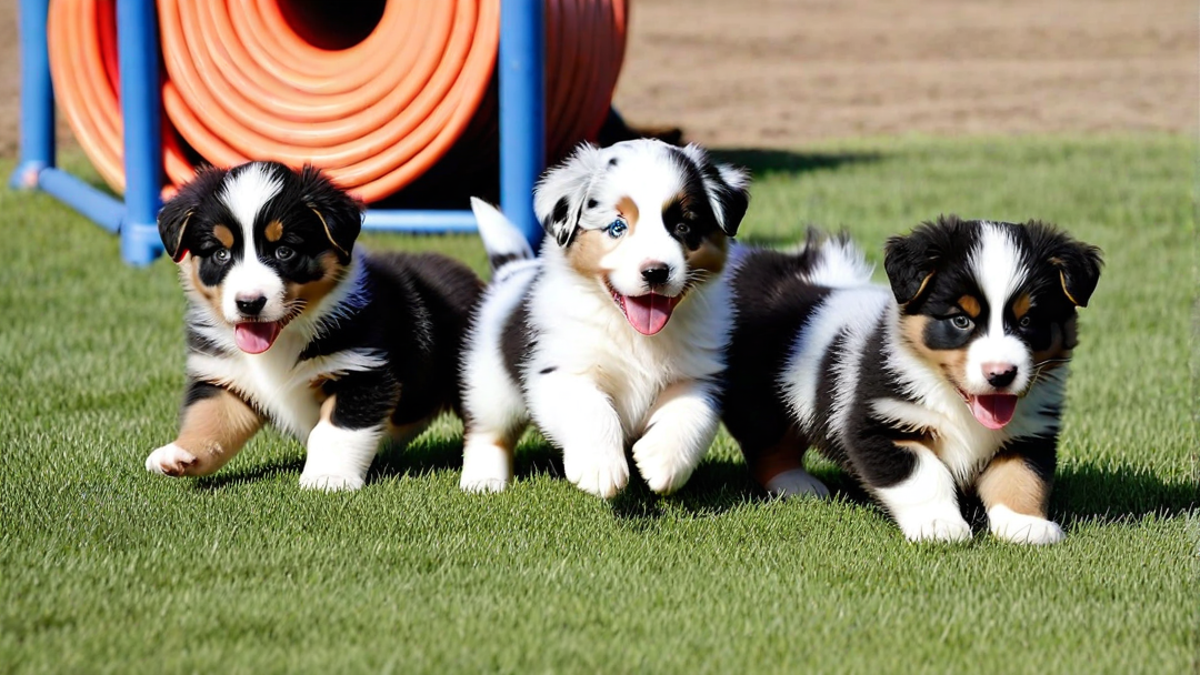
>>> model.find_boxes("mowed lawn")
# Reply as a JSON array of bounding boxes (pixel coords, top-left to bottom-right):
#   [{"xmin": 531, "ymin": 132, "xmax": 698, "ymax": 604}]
[{"xmin": 1, "ymin": 135, "xmax": 1194, "ymax": 674}]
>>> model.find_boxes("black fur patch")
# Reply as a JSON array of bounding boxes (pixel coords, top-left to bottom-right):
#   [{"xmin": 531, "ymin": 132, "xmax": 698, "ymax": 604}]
[{"xmin": 500, "ymin": 296, "xmax": 535, "ymax": 385}]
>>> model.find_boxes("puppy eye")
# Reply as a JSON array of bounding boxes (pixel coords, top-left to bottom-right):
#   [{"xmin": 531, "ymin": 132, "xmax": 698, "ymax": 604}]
[
  {"xmin": 275, "ymin": 246, "xmax": 295, "ymax": 261},
  {"xmin": 212, "ymin": 248, "xmax": 231, "ymax": 264},
  {"xmin": 606, "ymin": 219, "xmax": 628, "ymax": 239},
  {"xmin": 675, "ymin": 222, "xmax": 691, "ymax": 236},
  {"xmin": 950, "ymin": 315, "xmax": 973, "ymax": 330},
  {"xmin": 1018, "ymin": 315, "xmax": 1032, "ymax": 329}
]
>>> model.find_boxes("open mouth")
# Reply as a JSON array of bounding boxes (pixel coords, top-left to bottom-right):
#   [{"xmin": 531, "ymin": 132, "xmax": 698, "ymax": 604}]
[
  {"xmin": 234, "ymin": 321, "xmax": 283, "ymax": 354},
  {"xmin": 607, "ymin": 282, "xmax": 682, "ymax": 336},
  {"xmin": 959, "ymin": 391, "xmax": 1019, "ymax": 430}
]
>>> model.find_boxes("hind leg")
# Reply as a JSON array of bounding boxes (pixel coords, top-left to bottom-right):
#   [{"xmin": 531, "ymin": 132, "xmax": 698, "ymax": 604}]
[
  {"xmin": 747, "ymin": 427, "xmax": 829, "ymax": 499},
  {"xmin": 460, "ymin": 366, "xmax": 528, "ymax": 494}
]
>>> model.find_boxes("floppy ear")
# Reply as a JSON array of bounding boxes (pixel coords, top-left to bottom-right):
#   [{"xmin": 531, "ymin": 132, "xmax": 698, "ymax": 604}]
[
  {"xmin": 679, "ymin": 144, "xmax": 750, "ymax": 237},
  {"xmin": 1047, "ymin": 235, "xmax": 1103, "ymax": 308},
  {"xmin": 158, "ymin": 166, "xmax": 228, "ymax": 263},
  {"xmin": 883, "ymin": 231, "xmax": 938, "ymax": 305},
  {"xmin": 533, "ymin": 143, "xmax": 604, "ymax": 248},
  {"xmin": 297, "ymin": 165, "xmax": 363, "ymax": 262}
]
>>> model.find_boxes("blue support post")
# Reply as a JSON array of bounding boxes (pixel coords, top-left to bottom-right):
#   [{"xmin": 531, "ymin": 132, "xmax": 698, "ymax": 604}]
[
  {"xmin": 11, "ymin": 0, "xmax": 55, "ymax": 190},
  {"xmin": 498, "ymin": 0, "xmax": 545, "ymax": 249},
  {"xmin": 116, "ymin": 0, "xmax": 164, "ymax": 265}
]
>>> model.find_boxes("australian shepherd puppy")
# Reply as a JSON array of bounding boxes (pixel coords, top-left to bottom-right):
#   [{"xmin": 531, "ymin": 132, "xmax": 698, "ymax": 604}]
[
  {"xmin": 145, "ymin": 162, "xmax": 482, "ymax": 491},
  {"xmin": 723, "ymin": 217, "xmax": 1102, "ymax": 543},
  {"xmin": 459, "ymin": 139, "xmax": 750, "ymax": 498}
]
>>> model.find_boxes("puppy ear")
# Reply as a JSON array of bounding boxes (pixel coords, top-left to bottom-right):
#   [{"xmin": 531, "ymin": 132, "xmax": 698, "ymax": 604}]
[
  {"xmin": 298, "ymin": 165, "xmax": 362, "ymax": 262},
  {"xmin": 883, "ymin": 232, "xmax": 937, "ymax": 305},
  {"xmin": 158, "ymin": 166, "xmax": 227, "ymax": 263},
  {"xmin": 679, "ymin": 144, "xmax": 750, "ymax": 237},
  {"xmin": 533, "ymin": 143, "xmax": 604, "ymax": 248},
  {"xmin": 1035, "ymin": 224, "xmax": 1103, "ymax": 308}
]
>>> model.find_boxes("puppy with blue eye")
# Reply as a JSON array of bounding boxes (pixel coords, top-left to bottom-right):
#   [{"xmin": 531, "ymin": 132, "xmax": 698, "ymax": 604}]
[
  {"xmin": 460, "ymin": 139, "xmax": 750, "ymax": 498},
  {"xmin": 145, "ymin": 161, "xmax": 482, "ymax": 491},
  {"xmin": 722, "ymin": 217, "xmax": 1102, "ymax": 543}
]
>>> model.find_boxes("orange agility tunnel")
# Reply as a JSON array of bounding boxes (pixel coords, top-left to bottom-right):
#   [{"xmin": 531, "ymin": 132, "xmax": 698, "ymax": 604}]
[{"xmin": 47, "ymin": 0, "xmax": 627, "ymax": 204}]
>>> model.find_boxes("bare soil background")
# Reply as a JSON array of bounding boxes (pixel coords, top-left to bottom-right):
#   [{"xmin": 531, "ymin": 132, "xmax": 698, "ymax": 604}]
[{"xmin": 2, "ymin": 0, "xmax": 1195, "ymax": 157}]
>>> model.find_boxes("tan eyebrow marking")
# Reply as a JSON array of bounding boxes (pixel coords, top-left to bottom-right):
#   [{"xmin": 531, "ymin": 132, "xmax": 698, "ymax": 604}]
[
  {"xmin": 1012, "ymin": 293, "xmax": 1032, "ymax": 319},
  {"xmin": 213, "ymin": 224, "xmax": 234, "ymax": 249},
  {"xmin": 264, "ymin": 219, "xmax": 284, "ymax": 243},
  {"xmin": 958, "ymin": 295, "xmax": 981, "ymax": 318}
]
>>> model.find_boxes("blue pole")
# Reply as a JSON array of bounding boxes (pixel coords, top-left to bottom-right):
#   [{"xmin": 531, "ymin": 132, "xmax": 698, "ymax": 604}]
[
  {"xmin": 10, "ymin": 0, "xmax": 55, "ymax": 190},
  {"xmin": 116, "ymin": 0, "xmax": 164, "ymax": 266},
  {"xmin": 498, "ymin": 0, "xmax": 545, "ymax": 250}
]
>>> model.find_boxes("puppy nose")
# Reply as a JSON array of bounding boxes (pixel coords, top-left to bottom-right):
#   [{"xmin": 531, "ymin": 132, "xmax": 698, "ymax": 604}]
[
  {"xmin": 235, "ymin": 294, "xmax": 267, "ymax": 316},
  {"xmin": 640, "ymin": 262, "xmax": 671, "ymax": 286},
  {"xmin": 983, "ymin": 362, "xmax": 1018, "ymax": 388}
]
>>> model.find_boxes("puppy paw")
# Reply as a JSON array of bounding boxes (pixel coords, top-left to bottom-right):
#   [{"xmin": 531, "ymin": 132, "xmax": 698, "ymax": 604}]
[
  {"xmin": 897, "ymin": 512, "xmax": 973, "ymax": 543},
  {"xmin": 764, "ymin": 468, "xmax": 830, "ymax": 499},
  {"xmin": 632, "ymin": 437, "xmax": 696, "ymax": 495},
  {"xmin": 989, "ymin": 506, "xmax": 1065, "ymax": 545},
  {"xmin": 460, "ymin": 440, "xmax": 513, "ymax": 493},
  {"xmin": 298, "ymin": 473, "xmax": 365, "ymax": 492},
  {"xmin": 145, "ymin": 443, "xmax": 198, "ymax": 477},
  {"xmin": 564, "ymin": 452, "xmax": 629, "ymax": 499}
]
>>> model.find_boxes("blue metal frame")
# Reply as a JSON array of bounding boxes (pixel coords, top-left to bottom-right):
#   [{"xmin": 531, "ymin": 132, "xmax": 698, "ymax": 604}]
[{"xmin": 11, "ymin": 0, "xmax": 546, "ymax": 265}]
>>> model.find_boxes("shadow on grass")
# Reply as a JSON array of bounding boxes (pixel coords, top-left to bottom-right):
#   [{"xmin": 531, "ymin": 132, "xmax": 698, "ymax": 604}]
[
  {"xmin": 709, "ymin": 147, "xmax": 881, "ymax": 177},
  {"xmin": 1051, "ymin": 463, "xmax": 1196, "ymax": 526}
]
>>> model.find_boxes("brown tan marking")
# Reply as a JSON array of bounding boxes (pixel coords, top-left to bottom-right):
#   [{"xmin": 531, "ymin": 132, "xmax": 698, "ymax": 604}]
[
  {"xmin": 616, "ymin": 196, "xmax": 639, "ymax": 227},
  {"xmin": 1011, "ymin": 293, "xmax": 1032, "ymax": 319},
  {"xmin": 958, "ymin": 295, "xmax": 981, "ymax": 319},
  {"xmin": 284, "ymin": 252, "xmax": 346, "ymax": 314},
  {"xmin": 905, "ymin": 272, "xmax": 935, "ymax": 305},
  {"xmin": 264, "ymin": 219, "xmax": 284, "ymax": 243},
  {"xmin": 747, "ymin": 427, "xmax": 809, "ymax": 488},
  {"xmin": 564, "ymin": 197, "xmax": 639, "ymax": 280},
  {"xmin": 213, "ymin": 224, "xmax": 235, "ymax": 249},
  {"xmin": 976, "ymin": 453, "xmax": 1050, "ymax": 518},
  {"xmin": 186, "ymin": 255, "xmax": 224, "ymax": 319},
  {"xmin": 686, "ymin": 231, "xmax": 728, "ymax": 277},
  {"xmin": 164, "ymin": 389, "xmax": 264, "ymax": 476},
  {"xmin": 899, "ymin": 315, "xmax": 969, "ymax": 389}
]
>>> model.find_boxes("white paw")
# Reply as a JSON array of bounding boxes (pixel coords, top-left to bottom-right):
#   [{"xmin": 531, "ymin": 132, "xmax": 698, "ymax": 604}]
[
  {"xmin": 298, "ymin": 473, "xmax": 365, "ymax": 492},
  {"xmin": 632, "ymin": 436, "xmax": 697, "ymax": 495},
  {"xmin": 564, "ymin": 452, "xmax": 629, "ymax": 499},
  {"xmin": 145, "ymin": 443, "xmax": 198, "ymax": 477},
  {"xmin": 897, "ymin": 511, "xmax": 973, "ymax": 543},
  {"xmin": 989, "ymin": 506, "xmax": 1065, "ymax": 545},
  {"xmin": 764, "ymin": 468, "xmax": 830, "ymax": 499},
  {"xmin": 460, "ymin": 440, "xmax": 513, "ymax": 493}
]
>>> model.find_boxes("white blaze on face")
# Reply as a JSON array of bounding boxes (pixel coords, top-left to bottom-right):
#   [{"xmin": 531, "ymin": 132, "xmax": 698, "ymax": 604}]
[
  {"xmin": 218, "ymin": 164, "xmax": 286, "ymax": 324},
  {"xmin": 965, "ymin": 223, "xmax": 1032, "ymax": 394},
  {"xmin": 598, "ymin": 149, "xmax": 689, "ymax": 299}
]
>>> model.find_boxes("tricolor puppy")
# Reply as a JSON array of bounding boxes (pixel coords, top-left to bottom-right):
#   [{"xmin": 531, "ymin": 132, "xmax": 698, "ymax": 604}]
[
  {"xmin": 145, "ymin": 162, "xmax": 482, "ymax": 491},
  {"xmin": 460, "ymin": 139, "xmax": 749, "ymax": 498},
  {"xmin": 722, "ymin": 217, "xmax": 1101, "ymax": 543}
]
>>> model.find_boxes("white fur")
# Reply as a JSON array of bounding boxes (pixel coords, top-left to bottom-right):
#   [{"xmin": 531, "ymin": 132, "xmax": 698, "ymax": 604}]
[
  {"xmin": 965, "ymin": 223, "xmax": 1033, "ymax": 394},
  {"xmin": 461, "ymin": 140, "xmax": 739, "ymax": 497},
  {"xmin": 145, "ymin": 443, "xmax": 197, "ymax": 475},
  {"xmin": 806, "ymin": 237, "xmax": 876, "ymax": 289},
  {"xmin": 299, "ymin": 421, "xmax": 383, "ymax": 491},
  {"xmin": 219, "ymin": 164, "xmax": 289, "ymax": 324},
  {"xmin": 764, "ymin": 468, "xmax": 830, "ymax": 499},
  {"xmin": 874, "ymin": 445, "xmax": 972, "ymax": 543},
  {"xmin": 987, "ymin": 504, "xmax": 1065, "ymax": 545}
]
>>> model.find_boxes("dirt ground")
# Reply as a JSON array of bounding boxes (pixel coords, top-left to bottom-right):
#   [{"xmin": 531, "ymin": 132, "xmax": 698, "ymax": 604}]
[{"xmin": 1, "ymin": 0, "xmax": 1195, "ymax": 157}]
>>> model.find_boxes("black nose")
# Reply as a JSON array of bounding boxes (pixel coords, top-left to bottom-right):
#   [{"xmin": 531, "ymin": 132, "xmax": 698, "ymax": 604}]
[
  {"xmin": 640, "ymin": 263, "xmax": 670, "ymax": 286},
  {"xmin": 984, "ymin": 363, "xmax": 1018, "ymax": 388},
  {"xmin": 236, "ymin": 295, "xmax": 267, "ymax": 316}
]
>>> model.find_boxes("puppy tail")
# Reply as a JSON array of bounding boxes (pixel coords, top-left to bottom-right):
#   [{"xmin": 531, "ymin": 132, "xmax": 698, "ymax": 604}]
[
  {"xmin": 470, "ymin": 197, "xmax": 535, "ymax": 272},
  {"xmin": 806, "ymin": 230, "xmax": 875, "ymax": 289}
]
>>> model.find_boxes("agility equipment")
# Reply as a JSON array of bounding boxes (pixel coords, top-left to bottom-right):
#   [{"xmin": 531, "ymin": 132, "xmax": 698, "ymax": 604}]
[{"xmin": 13, "ymin": 0, "xmax": 627, "ymax": 265}]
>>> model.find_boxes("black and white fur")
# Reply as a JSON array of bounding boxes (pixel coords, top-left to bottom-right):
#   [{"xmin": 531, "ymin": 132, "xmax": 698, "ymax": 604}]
[
  {"xmin": 145, "ymin": 162, "xmax": 482, "ymax": 491},
  {"xmin": 459, "ymin": 139, "xmax": 750, "ymax": 498},
  {"xmin": 723, "ymin": 218, "xmax": 1102, "ymax": 543}
]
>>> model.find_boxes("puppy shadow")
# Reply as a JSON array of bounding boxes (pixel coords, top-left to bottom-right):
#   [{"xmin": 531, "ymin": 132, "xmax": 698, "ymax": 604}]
[
  {"xmin": 709, "ymin": 147, "xmax": 881, "ymax": 178},
  {"xmin": 1049, "ymin": 462, "xmax": 1196, "ymax": 526},
  {"xmin": 194, "ymin": 457, "xmax": 306, "ymax": 490}
]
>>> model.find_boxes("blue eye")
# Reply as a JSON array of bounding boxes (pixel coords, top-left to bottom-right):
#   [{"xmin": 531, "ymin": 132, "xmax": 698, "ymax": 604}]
[{"xmin": 606, "ymin": 219, "xmax": 627, "ymax": 239}]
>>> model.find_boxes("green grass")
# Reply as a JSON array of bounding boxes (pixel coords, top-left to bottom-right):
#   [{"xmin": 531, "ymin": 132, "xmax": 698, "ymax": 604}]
[{"xmin": 1, "ymin": 135, "xmax": 1195, "ymax": 674}]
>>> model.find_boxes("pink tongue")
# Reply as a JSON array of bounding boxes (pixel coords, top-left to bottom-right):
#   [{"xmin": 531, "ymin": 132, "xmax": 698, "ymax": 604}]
[
  {"xmin": 968, "ymin": 394, "xmax": 1018, "ymax": 430},
  {"xmin": 234, "ymin": 322, "xmax": 282, "ymax": 354},
  {"xmin": 620, "ymin": 293, "xmax": 679, "ymax": 335}
]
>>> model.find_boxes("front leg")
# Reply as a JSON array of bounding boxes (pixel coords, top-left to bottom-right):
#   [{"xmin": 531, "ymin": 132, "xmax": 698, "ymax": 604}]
[
  {"xmin": 299, "ymin": 372, "xmax": 394, "ymax": 492},
  {"xmin": 146, "ymin": 381, "xmax": 263, "ymax": 477},
  {"xmin": 632, "ymin": 379, "xmax": 720, "ymax": 495},
  {"xmin": 977, "ymin": 436, "xmax": 1063, "ymax": 545},
  {"xmin": 526, "ymin": 372, "xmax": 628, "ymax": 498},
  {"xmin": 856, "ymin": 437, "xmax": 972, "ymax": 543}
]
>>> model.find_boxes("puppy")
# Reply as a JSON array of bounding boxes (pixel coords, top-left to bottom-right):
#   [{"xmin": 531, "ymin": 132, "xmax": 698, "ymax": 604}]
[
  {"xmin": 722, "ymin": 217, "xmax": 1102, "ymax": 543},
  {"xmin": 459, "ymin": 139, "xmax": 750, "ymax": 497},
  {"xmin": 145, "ymin": 161, "xmax": 483, "ymax": 491}
]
